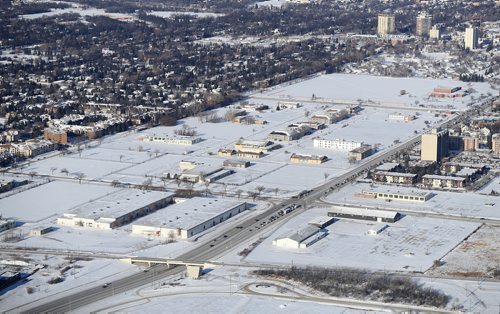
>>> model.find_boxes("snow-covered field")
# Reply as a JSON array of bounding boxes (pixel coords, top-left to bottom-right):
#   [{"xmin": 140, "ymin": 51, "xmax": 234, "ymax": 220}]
[
  {"xmin": 253, "ymin": 73, "xmax": 495, "ymax": 111},
  {"xmin": 242, "ymin": 207, "xmax": 480, "ymax": 272},
  {"xmin": 324, "ymin": 182, "xmax": 500, "ymax": 220},
  {"xmin": 0, "ymin": 181, "xmax": 118, "ymax": 222},
  {"xmin": 427, "ymin": 224, "xmax": 500, "ymax": 278}
]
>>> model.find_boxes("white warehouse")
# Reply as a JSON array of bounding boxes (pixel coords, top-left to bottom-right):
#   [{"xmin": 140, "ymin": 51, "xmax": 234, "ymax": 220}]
[
  {"xmin": 273, "ymin": 225, "xmax": 327, "ymax": 249},
  {"xmin": 132, "ymin": 197, "xmax": 248, "ymax": 239},
  {"xmin": 57, "ymin": 190, "xmax": 174, "ymax": 230}
]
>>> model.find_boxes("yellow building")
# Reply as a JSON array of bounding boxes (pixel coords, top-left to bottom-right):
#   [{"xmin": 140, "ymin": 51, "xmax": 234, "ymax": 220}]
[
  {"xmin": 420, "ymin": 128, "xmax": 449, "ymax": 162},
  {"xmin": 378, "ymin": 14, "xmax": 395, "ymax": 35}
]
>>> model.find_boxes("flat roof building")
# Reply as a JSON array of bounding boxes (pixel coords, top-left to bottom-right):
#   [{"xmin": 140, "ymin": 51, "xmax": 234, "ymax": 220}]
[
  {"xmin": 132, "ymin": 197, "xmax": 248, "ymax": 239},
  {"xmin": 421, "ymin": 128, "xmax": 449, "ymax": 162},
  {"xmin": 57, "ymin": 190, "xmax": 174, "ymax": 230},
  {"xmin": 328, "ymin": 206, "xmax": 401, "ymax": 223}
]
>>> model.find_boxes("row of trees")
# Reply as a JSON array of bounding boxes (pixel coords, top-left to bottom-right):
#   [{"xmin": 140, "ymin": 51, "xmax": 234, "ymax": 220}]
[{"xmin": 254, "ymin": 266, "xmax": 449, "ymax": 308}]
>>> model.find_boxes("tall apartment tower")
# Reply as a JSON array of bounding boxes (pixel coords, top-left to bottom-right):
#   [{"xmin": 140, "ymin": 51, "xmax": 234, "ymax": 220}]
[
  {"xmin": 377, "ymin": 14, "xmax": 395, "ymax": 35},
  {"xmin": 421, "ymin": 128, "xmax": 449, "ymax": 162},
  {"xmin": 464, "ymin": 26, "xmax": 479, "ymax": 50},
  {"xmin": 416, "ymin": 12, "xmax": 432, "ymax": 37}
]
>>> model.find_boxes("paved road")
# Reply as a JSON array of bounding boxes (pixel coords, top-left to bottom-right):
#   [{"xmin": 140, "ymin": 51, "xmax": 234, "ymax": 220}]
[{"xmin": 19, "ymin": 102, "xmax": 489, "ymax": 313}]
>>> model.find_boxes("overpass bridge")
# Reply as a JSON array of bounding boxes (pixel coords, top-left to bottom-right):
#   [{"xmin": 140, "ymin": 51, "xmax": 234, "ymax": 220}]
[{"xmin": 121, "ymin": 257, "xmax": 219, "ymax": 279}]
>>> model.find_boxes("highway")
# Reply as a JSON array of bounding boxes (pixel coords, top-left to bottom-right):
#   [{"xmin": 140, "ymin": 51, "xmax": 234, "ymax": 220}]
[{"xmin": 19, "ymin": 102, "xmax": 489, "ymax": 313}]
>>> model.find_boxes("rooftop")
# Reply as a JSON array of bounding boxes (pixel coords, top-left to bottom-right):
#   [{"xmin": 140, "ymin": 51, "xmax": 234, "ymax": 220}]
[
  {"xmin": 132, "ymin": 197, "xmax": 247, "ymax": 231},
  {"xmin": 330, "ymin": 206, "xmax": 399, "ymax": 220},
  {"xmin": 63, "ymin": 189, "xmax": 174, "ymax": 221},
  {"xmin": 275, "ymin": 225, "xmax": 319, "ymax": 243}
]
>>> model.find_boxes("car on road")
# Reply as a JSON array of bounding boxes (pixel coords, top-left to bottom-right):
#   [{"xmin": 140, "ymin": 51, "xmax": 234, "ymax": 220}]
[{"xmin": 102, "ymin": 283, "xmax": 111, "ymax": 288}]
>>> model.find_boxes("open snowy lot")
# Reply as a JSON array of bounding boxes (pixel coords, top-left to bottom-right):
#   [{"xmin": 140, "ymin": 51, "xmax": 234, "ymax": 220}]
[
  {"xmin": 253, "ymin": 73, "xmax": 495, "ymax": 111},
  {"xmin": 243, "ymin": 207, "xmax": 480, "ymax": 272},
  {"xmin": 427, "ymin": 224, "xmax": 500, "ymax": 278},
  {"xmin": 0, "ymin": 181, "xmax": 118, "ymax": 222},
  {"xmin": 324, "ymin": 182, "xmax": 500, "ymax": 220}
]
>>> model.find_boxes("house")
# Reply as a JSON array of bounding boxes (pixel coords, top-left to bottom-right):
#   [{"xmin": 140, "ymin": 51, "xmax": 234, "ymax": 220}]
[{"xmin": 277, "ymin": 102, "xmax": 301, "ymax": 110}]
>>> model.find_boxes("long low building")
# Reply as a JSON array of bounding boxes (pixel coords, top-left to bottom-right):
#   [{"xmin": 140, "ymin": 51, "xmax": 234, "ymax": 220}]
[
  {"xmin": 57, "ymin": 190, "xmax": 174, "ymax": 230},
  {"xmin": 144, "ymin": 134, "xmax": 202, "ymax": 145},
  {"xmin": 328, "ymin": 206, "xmax": 401, "ymax": 223},
  {"xmin": 272, "ymin": 225, "xmax": 327, "ymax": 249},
  {"xmin": 361, "ymin": 189, "xmax": 434, "ymax": 202},
  {"xmin": 132, "ymin": 197, "xmax": 248, "ymax": 239}
]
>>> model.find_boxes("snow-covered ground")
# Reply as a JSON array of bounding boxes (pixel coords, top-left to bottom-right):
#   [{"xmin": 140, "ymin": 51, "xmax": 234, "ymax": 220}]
[
  {"xmin": 0, "ymin": 181, "xmax": 119, "ymax": 222},
  {"xmin": 253, "ymin": 73, "xmax": 495, "ymax": 111},
  {"xmin": 324, "ymin": 182, "xmax": 500, "ymax": 220},
  {"xmin": 238, "ymin": 207, "xmax": 479, "ymax": 272},
  {"xmin": 427, "ymin": 224, "xmax": 500, "ymax": 278},
  {"xmin": 148, "ymin": 11, "xmax": 224, "ymax": 18}
]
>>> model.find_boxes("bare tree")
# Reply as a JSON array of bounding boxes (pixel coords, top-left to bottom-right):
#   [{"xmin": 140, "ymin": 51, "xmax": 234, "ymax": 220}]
[
  {"xmin": 60, "ymin": 168, "xmax": 69, "ymax": 176},
  {"xmin": 324, "ymin": 173, "xmax": 330, "ymax": 181},
  {"xmin": 50, "ymin": 167, "xmax": 57, "ymax": 174},
  {"xmin": 256, "ymin": 185, "xmax": 265, "ymax": 198},
  {"xmin": 75, "ymin": 173, "xmax": 85, "ymax": 184},
  {"xmin": 236, "ymin": 189, "xmax": 243, "ymax": 199}
]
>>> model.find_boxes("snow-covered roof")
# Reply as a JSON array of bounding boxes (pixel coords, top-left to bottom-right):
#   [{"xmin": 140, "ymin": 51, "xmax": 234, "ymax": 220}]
[
  {"xmin": 275, "ymin": 225, "xmax": 319, "ymax": 243},
  {"xmin": 132, "ymin": 197, "xmax": 247, "ymax": 231},
  {"xmin": 330, "ymin": 206, "xmax": 399, "ymax": 220},
  {"xmin": 64, "ymin": 190, "xmax": 173, "ymax": 221}
]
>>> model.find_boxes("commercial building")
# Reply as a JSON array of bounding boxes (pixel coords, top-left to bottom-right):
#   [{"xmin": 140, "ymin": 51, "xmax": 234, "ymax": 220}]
[
  {"xmin": 416, "ymin": 12, "xmax": 432, "ymax": 37},
  {"xmin": 272, "ymin": 225, "xmax": 327, "ymax": 249},
  {"xmin": 377, "ymin": 13, "xmax": 396, "ymax": 35},
  {"xmin": 29, "ymin": 226, "xmax": 54, "ymax": 237},
  {"xmin": 223, "ymin": 159, "xmax": 250, "ymax": 168},
  {"xmin": 308, "ymin": 216, "xmax": 335, "ymax": 228},
  {"xmin": 361, "ymin": 189, "xmax": 433, "ymax": 202},
  {"xmin": 464, "ymin": 26, "xmax": 479, "ymax": 50},
  {"xmin": 313, "ymin": 138, "xmax": 362, "ymax": 151},
  {"xmin": 218, "ymin": 148, "xmax": 236, "ymax": 157},
  {"xmin": 144, "ymin": 134, "xmax": 202, "ymax": 145},
  {"xmin": 421, "ymin": 174, "xmax": 466, "ymax": 189},
  {"xmin": 367, "ymin": 224, "xmax": 389, "ymax": 235},
  {"xmin": 388, "ymin": 114, "xmax": 415, "ymax": 122},
  {"xmin": 237, "ymin": 151, "xmax": 263, "ymax": 159},
  {"xmin": 57, "ymin": 190, "xmax": 174, "ymax": 230},
  {"xmin": 372, "ymin": 171, "xmax": 418, "ymax": 185},
  {"xmin": 0, "ymin": 220, "xmax": 16, "ymax": 233},
  {"xmin": 290, "ymin": 153, "xmax": 328, "ymax": 164},
  {"xmin": 348, "ymin": 146, "xmax": 373, "ymax": 161},
  {"xmin": 430, "ymin": 87, "xmax": 464, "ymax": 98},
  {"xmin": 277, "ymin": 102, "xmax": 301, "ymax": 110},
  {"xmin": 179, "ymin": 166, "xmax": 233, "ymax": 183},
  {"xmin": 131, "ymin": 197, "xmax": 248, "ymax": 239},
  {"xmin": 420, "ymin": 128, "xmax": 449, "ymax": 162},
  {"xmin": 234, "ymin": 140, "xmax": 281, "ymax": 154},
  {"xmin": 328, "ymin": 206, "xmax": 401, "ymax": 223}
]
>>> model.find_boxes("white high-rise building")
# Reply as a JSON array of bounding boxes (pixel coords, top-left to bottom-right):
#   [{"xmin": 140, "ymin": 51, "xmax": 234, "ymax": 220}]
[{"xmin": 464, "ymin": 26, "xmax": 479, "ymax": 50}]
